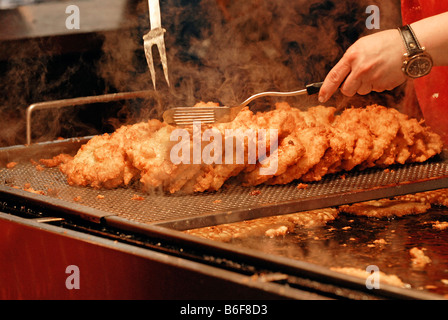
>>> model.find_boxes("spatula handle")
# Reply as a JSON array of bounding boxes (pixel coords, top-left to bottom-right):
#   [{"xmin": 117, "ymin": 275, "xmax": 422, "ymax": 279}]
[{"xmin": 306, "ymin": 82, "xmax": 323, "ymax": 95}]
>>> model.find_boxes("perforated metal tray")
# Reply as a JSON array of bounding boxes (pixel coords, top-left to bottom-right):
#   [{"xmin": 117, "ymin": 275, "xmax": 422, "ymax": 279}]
[{"xmin": 1, "ymin": 138, "xmax": 448, "ymax": 230}]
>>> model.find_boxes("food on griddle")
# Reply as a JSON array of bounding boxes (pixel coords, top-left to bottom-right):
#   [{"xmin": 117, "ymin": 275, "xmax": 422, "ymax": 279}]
[
  {"xmin": 6, "ymin": 162, "xmax": 17, "ymax": 169},
  {"xmin": 265, "ymin": 225, "xmax": 289, "ymax": 238},
  {"xmin": 131, "ymin": 194, "xmax": 145, "ymax": 200},
  {"xmin": 184, "ymin": 208, "xmax": 339, "ymax": 242},
  {"xmin": 23, "ymin": 183, "xmax": 45, "ymax": 195},
  {"xmin": 339, "ymin": 199, "xmax": 431, "ymax": 218},
  {"xmin": 410, "ymin": 247, "xmax": 432, "ymax": 270},
  {"xmin": 394, "ymin": 188, "xmax": 448, "ymax": 207},
  {"xmin": 431, "ymin": 221, "xmax": 448, "ymax": 230},
  {"xmin": 39, "ymin": 153, "xmax": 73, "ymax": 167},
  {"xmin": 330, "ymin": 267, "xmax": 407, "ymax": 288},
  {"xmin": 59, "ymin": 121, "xmax": 156, "ymax": 189},
  {"xmin": 48, "ymin": 102, "xmax": 443, "ymax": 194}
]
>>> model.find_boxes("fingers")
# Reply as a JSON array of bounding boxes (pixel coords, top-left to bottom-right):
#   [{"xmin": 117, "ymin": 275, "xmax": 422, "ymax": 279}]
[
  {"xmin": 357, "ymin": 81, "xmax": 374, "ymax": 95},
  {"xmin": 340, "ymin": 73, "xmax": 373, "ymax": 96},
  {"xmin": 318, "ymin": 58, "xmax": 351, "ymax": 103},
  {"xmin": 320, "ymin": 62, "xmax": 374, "ymax": 102},
  {"xmin": 340, "ymin": 73, "xmax": 361, "ymax": 97}
]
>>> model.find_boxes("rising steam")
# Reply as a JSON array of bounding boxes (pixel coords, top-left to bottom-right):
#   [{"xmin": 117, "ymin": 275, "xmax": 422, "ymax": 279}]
[{"xmin": 0, "ymin": 0, "xmax": 403, "ymax": 146}]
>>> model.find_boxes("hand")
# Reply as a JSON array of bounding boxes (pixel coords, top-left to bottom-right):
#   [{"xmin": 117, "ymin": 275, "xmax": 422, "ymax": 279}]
[{"xmin": 319, "ymin": 29, "xmax": 407, "ymax": 103}]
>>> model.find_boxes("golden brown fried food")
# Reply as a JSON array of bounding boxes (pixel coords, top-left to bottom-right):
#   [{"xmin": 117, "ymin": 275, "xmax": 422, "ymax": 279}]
[
  {"xmin": 58, "ymin": 102, "xmax": 444, "ymax": 194},
  {"xmin": 394, "ymin": 188, "xmax": 448, "ymax": 207},
  {"xmin": 339, "ymin": 199, "xmax": 431, "ymax": 218},
  {"xmin": 125, "ymin": 121, "xmax": 180, "ymax": 192},
  {"xmin": 184, "ymin": 208, "xmax": 339, "ymax": 242},
  {"xmin": 181, "ymin": 104, "xmax": 295, "ymax": 192},
  {"xmin": 374, "ymin": 108, "xmax": 443, "ymax": 166},
  {"xmin": 333, "ymin": 105, "xmax": 401, "ymax": 169},
  {"xmin": 240, "ymin": 128, "xmax": 305, "ymax": 186},
  {"xmin": 60, "ymin": 121, "xmax": 162, "ymax": 189},
  {"xmin": 331, "ymin": 115, "xmax": 373, "ymax": 171},
  {"xmin": 39, "ymin": 153, "xmax": 73, "ymax": 167},
  {"xmin": 300, "ymin": 127, "xmax": 348, "ymax": 182},
  {"xmin": 410, "ymin": 247, "xmax": 432, "ymax": 270},
  {"xmin": 267, "ymin": 126, "xmax": 330, "ymax": 185},
  {"xmin": 240, "ymin": 103, "xmax": 337, "ymax": 186}
]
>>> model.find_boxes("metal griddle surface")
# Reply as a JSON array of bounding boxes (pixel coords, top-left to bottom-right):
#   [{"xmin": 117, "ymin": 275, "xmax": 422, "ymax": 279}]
[
  {"xmin": 224, "ymin": 207, "xmax": 448, "ymax": 297},
  {"xmin": 0, "ymin": 138, "xmax": 448, "ymax": 230}
]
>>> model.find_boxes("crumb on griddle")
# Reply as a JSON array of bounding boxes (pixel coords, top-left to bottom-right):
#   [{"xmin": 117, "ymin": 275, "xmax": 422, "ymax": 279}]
[
  {"xmin": 296, "ymin": 183, "xmax": 308, "ymax": 189},
  {"xmin": 410, "ymin": 247, "xmax": 431, "ymax": 270},
  {"xmin": 265, "ymin": 225, "xmax": 289, "ymax": 238},
  {"xmin": 6, "ymin": 162, "xmax": 17, "ymax": 169},
  {"xmin": 73, "ymin": 196, "xmax": 82, "ymax": 202},
  {"xmin": 373, "ymin": 238, "xmax": 387, "ymax": 245},
  {"xmin": 249, "ymin": 190, "xmax": 261, "ymax": 196},
  {"xmin": 96, "ymin": 195, "xmax": 105, "ymax": 200},
  {"xmin": 23, "ymin": 185, "xmax": 45, "ymax": 195},
  {"xmin": 39, "ymin": 153, "xmax": 73, "ymax": 168},
  {"xmin": 330, "ymin": 267, "xmax": 407, "ymax": 288},
  {"xmin": 131, "ymin": 194, "xmax": 145, "ymax": 201},
  {"xmin": 432, "ymin": 221, "xmax": 448, "ymax": 230}
]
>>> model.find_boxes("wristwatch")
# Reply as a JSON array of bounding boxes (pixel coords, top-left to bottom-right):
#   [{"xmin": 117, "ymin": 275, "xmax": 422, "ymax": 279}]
[{"xmin": 398, "ymin": 24, "xmax": 433, "ymax": 78}]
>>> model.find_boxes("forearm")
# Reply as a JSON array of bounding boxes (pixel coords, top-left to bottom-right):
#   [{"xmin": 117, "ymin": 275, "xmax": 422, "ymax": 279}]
[{"xmin": 410, "ymin": 11, "xmax": 448, "ymax": 66}]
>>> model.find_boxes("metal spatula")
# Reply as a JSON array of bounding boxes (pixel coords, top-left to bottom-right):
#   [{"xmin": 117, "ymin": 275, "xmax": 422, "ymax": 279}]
[{"xmin": 163, "ymin": 82, "xmax": 323, "ymax": 126}]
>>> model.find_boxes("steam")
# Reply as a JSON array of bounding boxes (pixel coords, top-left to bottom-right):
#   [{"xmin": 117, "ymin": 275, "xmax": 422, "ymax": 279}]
[
  {"xmin": 1, "ymin": 0, "xmax": 404, "ymax": 146},
  {"xmin": 99, "ymin": 0, "xmax": 403, "ymax": 115}
]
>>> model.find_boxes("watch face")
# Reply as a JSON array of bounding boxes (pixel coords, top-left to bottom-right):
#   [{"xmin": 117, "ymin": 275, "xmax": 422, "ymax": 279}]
[{"xmin": 405, "ymin": 54, "xmax": 433, "ymax": 78}]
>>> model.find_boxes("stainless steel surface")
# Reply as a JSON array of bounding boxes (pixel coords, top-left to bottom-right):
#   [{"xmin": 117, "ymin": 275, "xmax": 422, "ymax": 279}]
[
  {"xmin": 143, "ymin": 0, "xmax": 169, "ymax": 89},
  {"xmin": 0, "ymin": 0, "xmax": 128, "ymax": 40},
  {"xmin": 25, "ymin": 90, "xmax": 155, "ymax": 145},
  {"xmin": 1, "ymin": 138, "xmax": 447, "ymax": 230},
  {"xmin": 162, "ymin": 82, "xmax": 323, "ymax": 126}
]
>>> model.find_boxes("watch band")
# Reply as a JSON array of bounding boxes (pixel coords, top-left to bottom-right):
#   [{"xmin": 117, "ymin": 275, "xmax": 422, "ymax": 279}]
[{"xmin": 398, "ymin": 24, "xmax": 424, "ymax": 56}]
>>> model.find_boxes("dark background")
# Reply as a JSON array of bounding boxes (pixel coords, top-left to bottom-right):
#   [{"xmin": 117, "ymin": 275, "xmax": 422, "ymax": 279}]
[{"xmin": 0, "ymin": 0, "xmax": 403, "ymax": 145}]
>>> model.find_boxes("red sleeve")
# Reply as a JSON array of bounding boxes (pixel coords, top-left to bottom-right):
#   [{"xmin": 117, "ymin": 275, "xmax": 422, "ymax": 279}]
[{"xmin": 401, "ymin": 0, "xmax": 448, "ymax": 146}]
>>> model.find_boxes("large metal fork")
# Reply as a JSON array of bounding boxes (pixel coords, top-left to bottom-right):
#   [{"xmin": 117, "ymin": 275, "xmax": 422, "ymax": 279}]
[{"xmin": 143, "ymin": 0, "xmax": 170, "ymax": 89}]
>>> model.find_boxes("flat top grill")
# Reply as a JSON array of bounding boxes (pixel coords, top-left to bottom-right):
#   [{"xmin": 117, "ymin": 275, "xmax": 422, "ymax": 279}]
[{"xmin": 1, "ymin": 138, "xmax": 448, "ymax": 230}]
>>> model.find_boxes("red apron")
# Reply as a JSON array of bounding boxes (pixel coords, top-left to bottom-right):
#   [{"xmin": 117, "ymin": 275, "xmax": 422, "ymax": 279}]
[{"xmin": 401, "ymin": 0, "xmax": 448, "ymax": 145}]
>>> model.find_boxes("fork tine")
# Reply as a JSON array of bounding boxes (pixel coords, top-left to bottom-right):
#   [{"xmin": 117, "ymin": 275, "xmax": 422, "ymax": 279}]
[
  {"xmin": 143, "ymin": 28, "xmax": 170, "ymax": 89},
  {"xmin": 143, "ymin": 41, "xmax": 157, "ymax": 89},
  {"xmin": 156, "ymin": 37, "xmax": 170, "ymax": 87}
]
